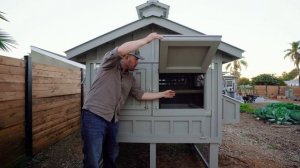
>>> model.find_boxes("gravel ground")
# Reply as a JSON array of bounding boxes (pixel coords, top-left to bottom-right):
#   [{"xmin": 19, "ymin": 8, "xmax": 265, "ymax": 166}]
[{"xmin": 25, "ymin": 103, "xmax": 300, "ymax": 168}]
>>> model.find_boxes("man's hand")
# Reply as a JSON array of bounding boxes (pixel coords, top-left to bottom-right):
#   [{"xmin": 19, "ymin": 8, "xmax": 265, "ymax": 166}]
[
  {"xmin": 145, "ymin": 32, "xmax": 163, "ymax": 44},
  {"xmin": 161, "ymin": 90, "xmax": 176, "ymax": 98}
]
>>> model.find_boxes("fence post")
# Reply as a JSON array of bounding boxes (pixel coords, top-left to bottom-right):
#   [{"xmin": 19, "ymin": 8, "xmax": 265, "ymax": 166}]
[
  {"xmin": 80, "ymin": 68, "xmax": 84, "ymax": 109},
  {"xmin": 24, "ymin": 56, "xmax": 33, "ymax": 157}
]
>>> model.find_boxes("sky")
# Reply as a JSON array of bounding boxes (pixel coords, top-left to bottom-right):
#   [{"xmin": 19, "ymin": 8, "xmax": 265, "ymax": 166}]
[{"xmin": 1, "ymin": 0, "xmax": 299, "ymax": 78}]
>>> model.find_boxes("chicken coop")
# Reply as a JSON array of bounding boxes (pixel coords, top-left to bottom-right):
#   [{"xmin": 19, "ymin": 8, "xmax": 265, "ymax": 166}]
[{"xmin": 66, "ymin": 1, "xmax": 244, "ymax": 167}]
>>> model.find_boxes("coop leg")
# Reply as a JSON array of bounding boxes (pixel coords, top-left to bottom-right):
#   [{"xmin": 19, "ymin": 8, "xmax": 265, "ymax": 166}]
[
  {"xmin": 209, "ymin": 143, "xmax": 219, "ymax": 168},
  {"xmin": 150, "ymin": 143, "xmax": 156, "ymax": 168}
]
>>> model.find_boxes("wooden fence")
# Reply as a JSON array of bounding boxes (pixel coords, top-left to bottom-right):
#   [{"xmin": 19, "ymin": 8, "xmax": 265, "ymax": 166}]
[
  {"xmin": 0, "ymin": 56, "xmax": 26, "ymax": 166},
  {"xmin": 0, "ymin": 55, "xmax": 83, "ymax": 167},
  {"xmin": 254, "ymin": 85, "xmax": 300, "ymax": 98}
]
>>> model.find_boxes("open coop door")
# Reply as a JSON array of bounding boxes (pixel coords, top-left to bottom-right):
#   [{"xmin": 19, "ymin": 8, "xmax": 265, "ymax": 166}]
[
  {"xmin": 159, "ymin": 35, "xmax": 221, "ymax": 73},
  {"xmin": 153, "ymin": 35, "xmax": 221, "ymax": 116}
]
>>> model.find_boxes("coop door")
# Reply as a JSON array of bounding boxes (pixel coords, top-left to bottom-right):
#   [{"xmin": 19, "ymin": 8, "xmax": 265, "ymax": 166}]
[
  {"xmin": 120, "ymin": 64, "xmax": 152, "ymax": 116},
  {"xmin": 159, "ymin": 35, "xmax": 221, "ymax": 73}
]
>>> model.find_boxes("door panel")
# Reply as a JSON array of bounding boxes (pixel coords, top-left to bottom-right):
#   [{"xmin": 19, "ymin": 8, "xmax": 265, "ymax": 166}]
[
  {"xmin": 159, "ymin": 35, "xmax": 221, "ymax": 73},
  {"xmin": 120, "ymin": 64, "xmax": 152, "ymax": 116}
]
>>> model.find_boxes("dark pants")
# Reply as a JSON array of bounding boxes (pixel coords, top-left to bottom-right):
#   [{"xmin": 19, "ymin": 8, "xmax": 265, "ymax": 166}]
[{"xmin": 81, "ymin": 109, "xmax": 119, "ymax": 168}]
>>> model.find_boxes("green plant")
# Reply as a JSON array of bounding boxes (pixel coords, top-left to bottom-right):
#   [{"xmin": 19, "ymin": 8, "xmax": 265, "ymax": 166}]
[
  {"xmin": 225, "ymin": 58, "xmax": 248, "ymax": 78},
  {"xmin": 254, "ymin": 103, "xmax": 300, "ymax": 124},
  {"xmin": 284, "ymin": 41, "xmax": 300, "ymax": 86},
  {"xmin": 0, "ymin": 11, "xmax": 17, "ymax": 51},
  {"xmin": 240, "ymin": 103, "xmax": 255, "ymax": 113}
]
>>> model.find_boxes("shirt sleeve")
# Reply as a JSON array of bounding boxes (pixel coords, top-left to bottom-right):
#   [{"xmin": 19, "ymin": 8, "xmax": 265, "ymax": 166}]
[
  {"xmin": 130, "ymin": 76, "xmax": 145, "ymax": 100},
  {"xmin": 101, "ymin": 47, "xmax": 121, "ymax": 70}
]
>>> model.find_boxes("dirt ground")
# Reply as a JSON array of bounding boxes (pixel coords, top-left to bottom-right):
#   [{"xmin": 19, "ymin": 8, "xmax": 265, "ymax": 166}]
[{"xmin": 26, "ymin": 102, "xmax": 300, "ymax": 168}]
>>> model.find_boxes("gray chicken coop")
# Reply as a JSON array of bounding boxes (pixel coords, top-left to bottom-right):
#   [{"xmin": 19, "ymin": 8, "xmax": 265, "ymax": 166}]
[{"xmin": 66, "ymin": 1, "xmax": 244, "ymax": 167}]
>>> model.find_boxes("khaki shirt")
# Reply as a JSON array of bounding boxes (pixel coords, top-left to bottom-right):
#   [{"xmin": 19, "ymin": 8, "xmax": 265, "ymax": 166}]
[{"xmin": 82, "ymin": 47, "xmax": 144, "ymax": 122}]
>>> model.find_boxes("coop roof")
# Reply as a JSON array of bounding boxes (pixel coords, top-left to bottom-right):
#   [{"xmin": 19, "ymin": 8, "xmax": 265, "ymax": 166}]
[{"xmin": 65, "ymin": 16, "xmax": 244, "ymax": 62}]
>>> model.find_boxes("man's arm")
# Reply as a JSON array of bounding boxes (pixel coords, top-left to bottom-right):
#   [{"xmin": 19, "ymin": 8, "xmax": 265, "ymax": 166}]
[
  {"xmin": 140, "ymin": 90, "xmax": 176, "ymax": 100},
  {"xmin": 117, "ymin": 32, "xmax": 162, "ymax": 57}
]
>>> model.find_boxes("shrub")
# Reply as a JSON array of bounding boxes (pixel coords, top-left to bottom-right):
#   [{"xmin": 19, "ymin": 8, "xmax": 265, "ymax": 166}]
[{"xmin": 240, "ymin": 103, "xmax": 255, "ymax": 113}]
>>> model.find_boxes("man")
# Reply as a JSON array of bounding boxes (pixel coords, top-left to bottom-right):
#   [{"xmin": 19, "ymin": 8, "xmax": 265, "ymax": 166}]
[{"xmin": 81, "ymin": 32, "xmax": 175, "ymax": 168}]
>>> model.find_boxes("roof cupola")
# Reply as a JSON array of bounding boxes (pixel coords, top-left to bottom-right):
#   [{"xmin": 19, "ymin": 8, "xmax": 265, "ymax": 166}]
[{"xmin": 136, "ymin": 0, "xmax": 170, "ymax": 19}]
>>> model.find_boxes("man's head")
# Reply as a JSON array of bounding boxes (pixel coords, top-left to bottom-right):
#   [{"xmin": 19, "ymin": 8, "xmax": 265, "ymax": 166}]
[{"xmin": 120, "ymin": 50, "xmax": 144, "ymax": 71}]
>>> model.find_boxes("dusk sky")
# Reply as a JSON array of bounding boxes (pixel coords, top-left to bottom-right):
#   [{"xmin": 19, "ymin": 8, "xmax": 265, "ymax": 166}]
[{"xmin": 1, "ymin": 0, "xmax": 300, "ymax": 78}]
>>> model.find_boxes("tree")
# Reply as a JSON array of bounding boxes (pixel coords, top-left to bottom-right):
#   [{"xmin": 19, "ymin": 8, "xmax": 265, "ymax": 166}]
[
  {"xmin": 281, "ymin": 68, "xmax": 297, "ymax": 81},
  {"xmin": 284, "ymin": 42, "xmax": 300, "ymax": 85},
  {"xmin": 0, "ymin": 11, "xmax": 17, "ymax": 52},
  {"xmin": 225, "ymin": 59, "xmax": 248, "ymax": 78},
  {"xmin": 251, "ymin": 74, "xmax": 286, "ymax": 86},
  {"xmin": 238, "ymin": 77, "xmax": 251, "ymax": 85}
]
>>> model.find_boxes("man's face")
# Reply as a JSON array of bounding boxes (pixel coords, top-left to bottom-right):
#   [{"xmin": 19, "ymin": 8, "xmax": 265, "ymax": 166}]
[{"xmin": 126, "ymin": 55, "xmax": 138, "ymax": 71}]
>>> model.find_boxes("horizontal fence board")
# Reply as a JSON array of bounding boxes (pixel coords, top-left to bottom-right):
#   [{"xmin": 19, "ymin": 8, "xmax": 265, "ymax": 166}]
[
  {"xmin": 33, "ymin": 124, "xmax": 79, "ymax": 154},
  {"xmin": 32, "ymin": 89, "xmax": 81, "ymax": 98},
  {"xmin": 0, "ymin": 74, "xmax": 24, "ymax": 83},
  {"xmin": 32, "ymin": 102, "xmax": 80, "ymax": 127},
  {"xmin": 0, "ymin": 82, "xmax": 24, "ymax": 92},
  {"xmin": 33, "ymin": 95, "xmax": 80, "ymax": 112},
  {"xmin": 0, "ymin": 99, "xmax": 24, "ymax": 110},
  {"xmin": 32, "ymin": 63, "xmax": 81, "ymax": 75},
  {"xmin": 0, "ymin": 107, "xmax": 24, "ymax": 128},
  {"xmin": 0, "ymin": 139, "xmax": 24, "ymax": 167},
  {"xmin": 0, "ymin": 124, "xmax": 25, "ymax": 166},
  {"xmin": 32, "ymin": 76, "xmax": 80, "ymax": 84},
  {"xmin": 32, "ymin": 97, "xmax": 80, "ymax": 120},
  {"xmin": 33, "ymin": 116, "xmax": 80, "ymax": 142},
  {"xmin": 33, "ymin": 69, "xmax": 80, "ymax": 79},
  {"xmin": 32, "ymin": 83, "xmax": 80, "ymax": 91},
  {"xmin": 32, "ymin": 101, "xmax": 80, "ymax": 125},
  {"xmin": 0, "ymin": 64, "xmax": 25, "ymax": 75},
  {"xmin": 0, "ymin": 124, "xmax": 24, "ymax": 143},
  {"xmin": 32, "ymin": 110, "xmax": 80, "ymax": 135},
  {"xmin": 0, "ymin": 55, "xmax": 25, "ymax": 67},
  {"xmin": 0, "ymin": 92, "xmax": 24, "ymax": 102}
]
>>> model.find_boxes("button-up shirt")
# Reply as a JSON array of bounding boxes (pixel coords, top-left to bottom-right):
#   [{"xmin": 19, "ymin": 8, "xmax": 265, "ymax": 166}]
[{"xmin": 82, "ymin": 47, "xmax": 144, "ymax": 122}]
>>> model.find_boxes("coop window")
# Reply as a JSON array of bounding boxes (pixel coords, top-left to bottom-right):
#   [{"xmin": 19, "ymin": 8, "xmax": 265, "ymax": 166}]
[{"xmin": 159, "ymin": 73, "xmax": 204, "ymax": 109}]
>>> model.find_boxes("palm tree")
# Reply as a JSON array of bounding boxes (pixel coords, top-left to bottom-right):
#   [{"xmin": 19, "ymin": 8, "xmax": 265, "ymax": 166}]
[
  {"xmin": 0, "ymin": 11, "xmax": 17, "ymax": 52},
  {"xmin": 225, "ymin": 59, "xmax": 248, "ymax": 78},
  {"xmin": 284, "ymin": 41, "xmax": 300, "ymax": 86}
]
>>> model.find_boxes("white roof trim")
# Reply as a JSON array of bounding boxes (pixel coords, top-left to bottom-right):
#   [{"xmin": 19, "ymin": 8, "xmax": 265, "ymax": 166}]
[
  {"xmin": 65, "ymin": 16, "xmax": 244, "ymax": 60},
  {"xmin": 31, "ymin": 46, "xmax": 86, "ymax": 69}
]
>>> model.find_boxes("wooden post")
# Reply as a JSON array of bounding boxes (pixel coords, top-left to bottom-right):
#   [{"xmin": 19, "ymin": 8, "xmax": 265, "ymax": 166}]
[
  {"xmin": 24, "ymin": 56, "xmax": 33, "ymax": 157},
  {"xmin": 209, "ymin": 143, "xmax": 219, "ymax": 168},
  {"xmin": 150, "ymin": 143, "xmax": 156, "ymax": 168},
  {"xmin": 80, "ymin": 68, "xmax": 84, "ymax": 108}
]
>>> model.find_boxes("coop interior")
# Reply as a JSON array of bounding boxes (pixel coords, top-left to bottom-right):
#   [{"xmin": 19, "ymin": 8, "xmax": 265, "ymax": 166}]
[{"xmin": 159, "ymin": 73, "xmax": 205, "ymax": 109}]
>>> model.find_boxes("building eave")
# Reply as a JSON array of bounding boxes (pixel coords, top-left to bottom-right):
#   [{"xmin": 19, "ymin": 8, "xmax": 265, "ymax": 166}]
[{"xmin": 31, "ymin": 46, "xmax": 86, "ymax": 69}]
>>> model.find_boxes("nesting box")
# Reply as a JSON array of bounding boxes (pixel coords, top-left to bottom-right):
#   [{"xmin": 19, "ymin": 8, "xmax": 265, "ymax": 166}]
[{"xmin": 66, "ymin": 1, "xmax": 244, "ymax": 167}]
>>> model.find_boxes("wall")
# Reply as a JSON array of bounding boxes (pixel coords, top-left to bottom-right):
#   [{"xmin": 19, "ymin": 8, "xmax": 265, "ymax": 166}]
[{"xmin": 0, "ymin": 55, "xmax": 82, "ymax": 167}]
